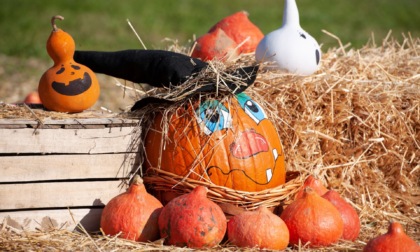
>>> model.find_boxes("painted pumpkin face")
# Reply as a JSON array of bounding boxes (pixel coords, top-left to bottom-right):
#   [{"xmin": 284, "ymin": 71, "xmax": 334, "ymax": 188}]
[
  {"xmin": 38, "ymin": 61, "xmax": 100, "ymax": 112},
  {"xmin": 144, "ymin": 93, "xmax": 286, "ymax": 192}
]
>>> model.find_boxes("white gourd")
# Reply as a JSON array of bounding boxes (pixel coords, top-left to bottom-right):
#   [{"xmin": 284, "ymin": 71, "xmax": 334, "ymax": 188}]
[{"xmin": 255, "ymin": 0, "xmax": 321, "ymax": 75}]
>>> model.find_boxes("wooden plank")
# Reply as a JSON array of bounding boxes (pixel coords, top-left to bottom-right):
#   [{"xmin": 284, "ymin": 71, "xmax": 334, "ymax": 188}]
[
  {"xmin": 0, "ymin": 118, "xmax": 138, "ymax": 126},
  {"xmin": 0, "ymin": 153, "xmax": 139, "ymax": 182},
  {"xmin": 0, "ymin": 126, "xmax": 139, "ymax": 154},
  {"xmin": 1, "ymin": 208, "xmax": 103, "ymax": 231},
  {"xmin": 0, "ymin": 180, "xmax": 126, "ymax": 210}
]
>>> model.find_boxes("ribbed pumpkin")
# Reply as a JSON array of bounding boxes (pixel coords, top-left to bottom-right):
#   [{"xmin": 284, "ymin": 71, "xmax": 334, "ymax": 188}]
[
  {"xmin": 363, "ymin": 221, "xmax": 420, "ymax": 252},
  {"xmin": 158, "ymin": 186, "xmax": 227, "ymax": 248},
  {"xmin": 191, "ymin": 28, "xmax": 238, "ymax": 61},
  {"xmin": 100, "ymin": 175, "xmax": 163, "ymax": 242},
  {"xmin": 227, "ymin": 206, "xmax": 289, "ymax": 250},
  {"xmin": 38, "ymin": 15, "xmax": 100, "ymax": 112},
  {"xmin": 280, "ymin": 187, "xmax": 344, "ymax": 247},
  {"xmin": 144, "ymin": 93, "xmax": 286, "ymax": 193}
]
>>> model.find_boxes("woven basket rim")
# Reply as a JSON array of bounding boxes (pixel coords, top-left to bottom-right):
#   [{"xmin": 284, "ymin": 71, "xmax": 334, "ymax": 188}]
[{"xmin": 143, "ymin": 167, "xmax": 305, "ymax": 211}]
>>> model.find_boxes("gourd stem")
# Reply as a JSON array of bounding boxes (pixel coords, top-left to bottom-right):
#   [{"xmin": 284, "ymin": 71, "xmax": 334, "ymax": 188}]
[
  {"xmin": 282, "ymin": 0, "xmax": 300, "ymax": 27},
  {"xmin": 51, "ymin": 15, "xmax": 64, "ymax": 32}
]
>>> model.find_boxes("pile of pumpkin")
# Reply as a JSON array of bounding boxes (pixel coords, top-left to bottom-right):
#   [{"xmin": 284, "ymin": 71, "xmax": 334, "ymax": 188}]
[{"xmin": 100, "ymin": 175, "xmax": 419, "ymax": 251}]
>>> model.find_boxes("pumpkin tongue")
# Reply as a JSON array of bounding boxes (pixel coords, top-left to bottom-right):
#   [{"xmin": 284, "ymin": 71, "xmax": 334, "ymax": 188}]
[{"xmin": 230, "ymin": 129, "xmax": 269, "ymax": 159}]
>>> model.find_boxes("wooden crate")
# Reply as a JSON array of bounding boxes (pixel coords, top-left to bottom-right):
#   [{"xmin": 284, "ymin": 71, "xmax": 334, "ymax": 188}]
[{"xmin": 0, "ymin": 114, "xmax": 140, "ymax": 232}]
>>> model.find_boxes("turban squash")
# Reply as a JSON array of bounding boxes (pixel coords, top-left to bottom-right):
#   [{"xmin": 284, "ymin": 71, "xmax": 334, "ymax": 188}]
[{"xmin": 144, "ymin": 93, "xmax": 286, "ymax": 193}]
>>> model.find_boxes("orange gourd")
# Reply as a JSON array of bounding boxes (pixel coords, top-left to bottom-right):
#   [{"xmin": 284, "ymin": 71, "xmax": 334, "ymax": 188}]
[
  {"xmin": 209, "ymin": 11, "xmax": 264, "ymax": 53},
  {"xmin": 158, "ymin": 186, "xmax": 227, "ymax": 248},
  {"xmin": 144, "ymin": 93, "xmax": 286, "ymax": 195},
  {"xmin": 322, "ymin": 190, "xmax": 360, "ymax": 241},
  {"xmin": 191, "ymin": 28, "xmax": 238, "ymax": 61},
  {"xmin": 294, "ymin": 175, "xmax": 328, "ymax": 199},
  {"xmin": 280, "ymin": 187, "xmax": 344, "ymax": 247},
  {"xmin": 363, "ymin": 221, "xmax": 420, "ymax": 252},
  {"xmin": 100, "ymin": 175, "xmax": 163, "ymax": 242},
  {"xmin": 38, "ymin": 15, "xmax": 100, "ymax": 112},
  {"xmin": 227, "ymin": 206, "xmax": 289, "ymax": 250},
  {"xmin": 23, "ymin": 91, "xmax": 42, "ymax": 104}
]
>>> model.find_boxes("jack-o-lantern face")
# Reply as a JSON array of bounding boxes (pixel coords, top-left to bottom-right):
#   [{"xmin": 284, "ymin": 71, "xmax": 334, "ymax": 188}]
[
  {"xmin": 38, "ymin": 61, "xmax": 100, "ymax": 112},
  {"xmin": 145, "ymin": 93, "xmax": 286, "ymax": 192}
]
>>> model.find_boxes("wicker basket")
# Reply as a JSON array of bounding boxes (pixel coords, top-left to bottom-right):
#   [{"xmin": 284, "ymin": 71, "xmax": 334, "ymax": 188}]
[{"xmin": 143, "ymin": 167, "xmax": 304, "ymax": 216}]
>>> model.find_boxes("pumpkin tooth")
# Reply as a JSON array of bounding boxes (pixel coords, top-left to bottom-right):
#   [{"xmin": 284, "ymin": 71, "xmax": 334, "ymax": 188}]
[
  {"xmin": 266, "ymin": 168, "xmax": 273, "ymax": 182},
  {"xmin": 272, "ymin": 148, "xmax": 278, "ymax": 160}
]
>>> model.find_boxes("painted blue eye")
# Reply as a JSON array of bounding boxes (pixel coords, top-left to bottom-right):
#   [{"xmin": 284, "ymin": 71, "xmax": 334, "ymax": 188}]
[
  {"xmin": 196, "ymin": 100, "xmax": 232, "ymax": 135},
  {"xmin": 236, "ymin": 93, "xmax": 267, "ymax": 124}
]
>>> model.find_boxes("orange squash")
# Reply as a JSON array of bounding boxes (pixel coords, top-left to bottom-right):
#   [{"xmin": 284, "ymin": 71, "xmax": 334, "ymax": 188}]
[
  {"xmin": 38, "ymin": 15, "xmax": 100, "ymax": 112},
  {"xmin": 227, "ymin": 206, "xmax": 289, "ymax": 250},
  {"xmin": 100, "ymin": 175, "xmax": 163, "ymax": 242},
  {"xmin": 294, "ymin": 175, "xmax": 328, "ymax": 199},
  {"xmin": 322, "ymin": 190, "xmax": 360, "ymax": 241},
  {"xmin": 280, "ymin": 187, "xmax": 344, "ymax": 247},
  {"xmin": 191, "ymin": 28, "xmax": 238, "ymax": 61},
  {"xmin": 144, "ymin": 93, "xmax": 286, "ymax": 195},
  {"xmin": 209, "ymin": 11, "xmax": 264, "ymax": 53},
  {"xmin": 363, "ymin": 221, "xmax": 420, "ymax": 252},
  {"xmin": 158, "ymin": 186, "xmax": 227, "ymax": 248}
]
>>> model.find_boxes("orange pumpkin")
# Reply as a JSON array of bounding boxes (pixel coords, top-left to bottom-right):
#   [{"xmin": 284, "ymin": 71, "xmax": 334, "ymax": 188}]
[
  {"xmin": 280, "ymin": 187, "xmax": 344, "ymax": 247},
  {"xmin": 295, "ymin": 175, "xmax": 328, "ymax": 199},
  {"xmin": 38, "ymin": 15, "xmax": 100, "ymax": 112},
  {"xmin": 100, "ymin": 175, "xmax": 163, "ymax": 242},
  {"xmin": 158, "ymin": 186, "xmax": 227, "ymax": 248},
  {"xmin": 208, "ymin": 11, "xmax": 264, "ymax": 53},
  {"xmin": 363, "ymin": 221, "xmax": 420, "ymax": 252},
  {"xmin": 191, "ymin": 28, "xmax": 238, "ymax": 61},
  {"xmin": 227, "ymin": 206, "xmax": 289, "ymax": 250},
  {"xmin": 144, "ymin": 93, "xmax": 286, "ymax": 194}
]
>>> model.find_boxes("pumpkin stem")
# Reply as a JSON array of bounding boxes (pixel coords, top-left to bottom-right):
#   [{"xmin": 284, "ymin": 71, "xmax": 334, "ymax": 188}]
[
  {"xmin": 51, "ymin": 15, "xmax": 64, "ymax": 32},
  {"xmin": 131, "ymin": 174, "xmax": 144, "ymax": 186}
]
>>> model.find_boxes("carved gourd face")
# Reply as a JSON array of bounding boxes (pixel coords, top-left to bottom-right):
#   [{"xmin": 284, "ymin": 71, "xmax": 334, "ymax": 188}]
[
  {"xmin": 145, "ymin": 93, "xmax": 286, "ymax": 192},
  {"xmin": 39, "ymin": 61, "xmax": 99, "ymax": 112},
  {"xmin": 38, "ymin": 15, "xmax": 99, "ymax": 112}
]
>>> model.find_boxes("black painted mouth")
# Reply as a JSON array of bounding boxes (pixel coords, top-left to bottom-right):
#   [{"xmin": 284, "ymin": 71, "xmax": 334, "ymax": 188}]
[{"xmin": 52, "ymin": 72, "xmax": 92, "ymax": 96}]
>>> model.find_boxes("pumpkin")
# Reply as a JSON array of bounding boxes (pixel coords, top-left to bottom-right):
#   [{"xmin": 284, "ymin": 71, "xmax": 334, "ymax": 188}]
[
  {"xmin": 158, "ymin": 186, "xmax": 227, "ymax": 248},
  {"xmin": 208, "ymin": 11, "xmax": 264, "ymax": 53},
  {"xmin": 38, "ymin": 15, "xmax": 100, "ymax": 112},
  {"xmin": 100, "ymin": 175, "xmax": 163, "ymax": 242},
  {"xmin": 144, "ymin": 93, "xmax": 286, "ymax": 195},
  {"xmin": 23, "ymin": 91, "xmax": 42, "ymax": 104},
  {"xmin": 191, "ymin": 28, "xmax": 238, "ymax": 61},
  {"xmin": 294, "ymin": 175, "xmax": 328, "ymax": 199},
  {"xmin": 280, "ymin": 187, "xmax": 344, "ymax": 247},
  {"xmin": 227, "ymin": 206, "xmax": 289, "ymax": 250},
  {"xmin": 322, "ymin": 190, "xmax": 360, "ymax": 241},
  {"xmin": 363, "ymin": 221, "xmax": 420, "ymax": 252}
]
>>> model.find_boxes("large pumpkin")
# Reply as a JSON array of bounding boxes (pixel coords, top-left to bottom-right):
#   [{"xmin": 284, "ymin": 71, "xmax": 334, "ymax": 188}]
[{"xmin": 144, "ymin": 93, "xmax": 286, "ymax": 192}]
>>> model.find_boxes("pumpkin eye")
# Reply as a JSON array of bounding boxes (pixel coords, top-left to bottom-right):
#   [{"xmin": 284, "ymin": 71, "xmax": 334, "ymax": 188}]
[
  {"xmin": 236, "ymin": 93, "xmax": 267, "ymax": 124},
  {"xmin": 196, "ymin": 100, "xmax": 232, "ymax": 135}
]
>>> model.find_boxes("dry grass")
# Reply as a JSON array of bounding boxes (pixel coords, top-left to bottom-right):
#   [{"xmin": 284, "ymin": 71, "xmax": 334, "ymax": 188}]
[{"xmin": 1, "ymin": 34, "xmax": 419, "ymax": 251}]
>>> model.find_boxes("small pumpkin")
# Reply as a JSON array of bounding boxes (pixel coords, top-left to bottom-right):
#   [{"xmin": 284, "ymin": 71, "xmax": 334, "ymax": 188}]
[
  {"xmin": 208, "ymin": 11, "xmax": 264, "ymax": 53},
  {"xmin": 191, "ymin": 28, "xmax": 238, "ymax": 61},
  {"xmin": 144, "ymin": 93, "xmax": 286, "ymax": 195},
  {"xmin": 23, "ymin": 91, "xmax": 42, "ymax": 104},
  {"xmin": 100, "ymin": 175, "xmax": 163, "ymax": 242},
  {"xmin": 38, "ymin": 15, "xmax": 100, "ymax": 112},
  {"xmin": 363, "ymin": 221, "xmax": 420, "ymax": 252},
  {"xmin": 322, "ymin": 190, "xmax": 361, "ymax": 241},
  {"xmin": 158, "ymin": 186, "xmax": 227, "ymax": 248},
  {"xmin": 280, "ymin": 187, "xmax": 344, "ymax": 247},
  {"xmin": 227, "ymin": 206, "xmax": 289, "ymax": 250},
  {"xmin": 294, "ymin": 175, "xmax": 328, "ymax": 199}
]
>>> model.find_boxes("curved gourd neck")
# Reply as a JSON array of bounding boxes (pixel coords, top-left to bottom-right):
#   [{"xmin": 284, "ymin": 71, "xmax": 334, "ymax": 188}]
[{"xmin": 282, "ymin": 0, "xmax": 300, "ymax": 27}]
